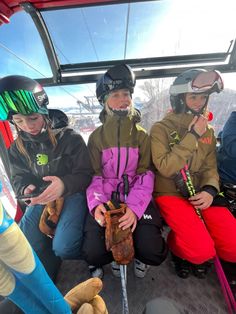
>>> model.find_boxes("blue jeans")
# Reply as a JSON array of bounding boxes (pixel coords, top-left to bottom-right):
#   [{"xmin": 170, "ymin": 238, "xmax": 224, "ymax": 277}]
[{"xmin": 19, "ymin": 192, "xmax": 88, "ymax": 274}]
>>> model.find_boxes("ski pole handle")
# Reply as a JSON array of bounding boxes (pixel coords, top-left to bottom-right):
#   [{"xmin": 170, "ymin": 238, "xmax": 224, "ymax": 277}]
[{"xmin": 122, "ymin": 174, "xmax": 129, "ymax": 199}]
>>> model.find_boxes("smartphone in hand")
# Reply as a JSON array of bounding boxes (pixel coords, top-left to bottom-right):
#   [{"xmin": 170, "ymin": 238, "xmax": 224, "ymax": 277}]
[
  {"xmin": 16, "ymin": 191, "xmax": 41, "ymax": 200},
  {"xmin": 16, "ymin": 181, "xmax": 51, "ymax": 200}
]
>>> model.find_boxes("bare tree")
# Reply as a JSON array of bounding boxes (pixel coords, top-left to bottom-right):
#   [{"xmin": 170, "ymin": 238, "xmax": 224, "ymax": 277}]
[{"xmin": 138, "ymin": 79, "xmax": 171, "ymax": 132}]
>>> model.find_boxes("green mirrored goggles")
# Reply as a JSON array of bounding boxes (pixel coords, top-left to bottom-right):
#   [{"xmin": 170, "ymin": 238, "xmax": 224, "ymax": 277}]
[{"xmin": 0, "ymin": 90, "xmax": 48, "ymax": 120}]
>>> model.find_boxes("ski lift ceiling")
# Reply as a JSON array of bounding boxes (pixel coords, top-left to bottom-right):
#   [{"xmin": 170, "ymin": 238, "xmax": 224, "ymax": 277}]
[{"xmin": 1, "ymin": 0, "xmax": 236, "ymax": 86}]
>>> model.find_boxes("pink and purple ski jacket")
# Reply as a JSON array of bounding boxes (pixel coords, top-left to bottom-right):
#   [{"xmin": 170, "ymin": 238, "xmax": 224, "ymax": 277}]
[{"xmin": 86, "ymin": 109, "xmax": 154, "ymax": 219}]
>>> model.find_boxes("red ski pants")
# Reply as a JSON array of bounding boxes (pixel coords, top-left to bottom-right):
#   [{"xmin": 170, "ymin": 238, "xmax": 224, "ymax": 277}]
[{"xmin": 155, "ymin": 196, "xmax": 236, "ymax": 264}]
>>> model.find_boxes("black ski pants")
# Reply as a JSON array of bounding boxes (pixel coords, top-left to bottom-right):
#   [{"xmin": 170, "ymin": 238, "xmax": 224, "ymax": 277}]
[{"xmin": 82, "ymin": 201, "xmax": 168, "ymax": 266}]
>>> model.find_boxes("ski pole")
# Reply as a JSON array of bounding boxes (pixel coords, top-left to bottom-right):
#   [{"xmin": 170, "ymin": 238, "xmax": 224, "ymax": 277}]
[
  {"xmin": 119, "ymin": 174, "xmax": 130, "ymax": 314},
  {"xmin": 180, "ymin": 165, "xmax": 236, "ymax": 314}
]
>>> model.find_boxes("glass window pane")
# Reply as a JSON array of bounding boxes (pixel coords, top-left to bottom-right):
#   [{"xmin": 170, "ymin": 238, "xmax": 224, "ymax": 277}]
[
  {"xmin": 44, "ymin": 72, "xmax": 236, "ymax": 144},
  {"xmin": 45, "ymin": 83, "xmax": 101, "ymax": 143},
  {"xmin": 0, "ymin": 11, "xmax": 52, "ymax": 78},
  {"xmin": 42, "ymin": 0, "xmax": 236, "ymax": 65}
]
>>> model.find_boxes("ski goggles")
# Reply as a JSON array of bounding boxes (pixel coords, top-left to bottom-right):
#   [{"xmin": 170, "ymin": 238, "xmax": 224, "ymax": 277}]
[
  {"xmin": 191, "ymin": 70, "xmax": 223, "ymax": 92},
  {"xmin": 170, "ymin": 70, "xmax": 224, "ymax": 95},
  {"xmin": 103, "ymin": 77, "xmax": 135, "ymax": 93},
  {"xmin": 0, "ymin": 89, "xmax": 48, "ymax": 120}
]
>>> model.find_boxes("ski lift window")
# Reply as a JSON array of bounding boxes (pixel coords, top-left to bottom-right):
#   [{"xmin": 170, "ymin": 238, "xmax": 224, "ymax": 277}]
[
  {"xmin": 0, "ymin": 11, "xmax": 52, "ymax": 78},
  {"xmin": 41, "ymin": 1, "xmax": 236, "ymax": 65}
]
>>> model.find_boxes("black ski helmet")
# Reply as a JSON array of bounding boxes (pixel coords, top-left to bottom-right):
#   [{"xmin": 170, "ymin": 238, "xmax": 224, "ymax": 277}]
[
  {"xmin": 96, "ymin": 64, "xmax": 136, "ymax": 105},
  {"xmin": 0, "ymin": 75, "xmax": 49, "ymax": 120},
  {"xmin": 170, "ymin": 69, "xmax": 223, "ymax": 113}
]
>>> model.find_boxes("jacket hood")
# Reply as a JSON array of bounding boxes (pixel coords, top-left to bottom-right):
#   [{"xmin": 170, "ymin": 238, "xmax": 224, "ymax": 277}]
[
  {"xmin": 99, "ymin": 107, "xmax": 141, "ymax": 124},
  {"xmin": 48, "ymin": 109, "xmax": 69, "ymax": 129}
]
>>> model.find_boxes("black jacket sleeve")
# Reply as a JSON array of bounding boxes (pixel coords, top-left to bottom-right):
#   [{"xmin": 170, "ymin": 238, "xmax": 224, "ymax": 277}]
[
  {"xmin": 8, "ymin": 143, "xmax": 41, "ymax": 196},
  {"xmin": 59, "ymin": 132, "xmax": 94, "ymax": 196}
]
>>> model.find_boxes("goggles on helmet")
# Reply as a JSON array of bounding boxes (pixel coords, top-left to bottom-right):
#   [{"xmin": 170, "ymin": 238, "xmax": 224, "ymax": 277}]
[
  {"xmin": 0, "ymin": 89, "xmax": 48, "ymax": 120},
  {"xmin": 103, "ymin": 76, "xmax": 135, "ymax": 95},
  {"xmin": 170, "ymin": 70, "xmax": 224, "ymax": 95}
]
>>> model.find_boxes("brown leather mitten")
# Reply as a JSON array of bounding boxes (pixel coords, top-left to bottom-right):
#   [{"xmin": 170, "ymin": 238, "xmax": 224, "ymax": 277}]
[
  {"xmin": 39, "ymin": 197, "xmax": 64, "ymax": 237},
  {"xmin": 64, "ymin": 278, "xmax": 103, "ymax": 311},
  {"xmin": 104, "ymin": 201, "xmax": 134, "ymax": 265},
  {"xmin": 89, "ymin": 295, "xmax": 108, "ymax": 314}
]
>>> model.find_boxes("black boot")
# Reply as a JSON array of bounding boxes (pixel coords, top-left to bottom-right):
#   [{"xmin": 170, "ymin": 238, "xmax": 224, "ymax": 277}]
[
  {"xmin": 221, "ymin": 260, "xmax": 236, "ymax": 296},
  {"xmin": 171, "ymin": 253, "xmax": 191, "ymax": 279},
  {"xmin": 191, "ymin": 262, "xmax": 210, "ymax": 279}
]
